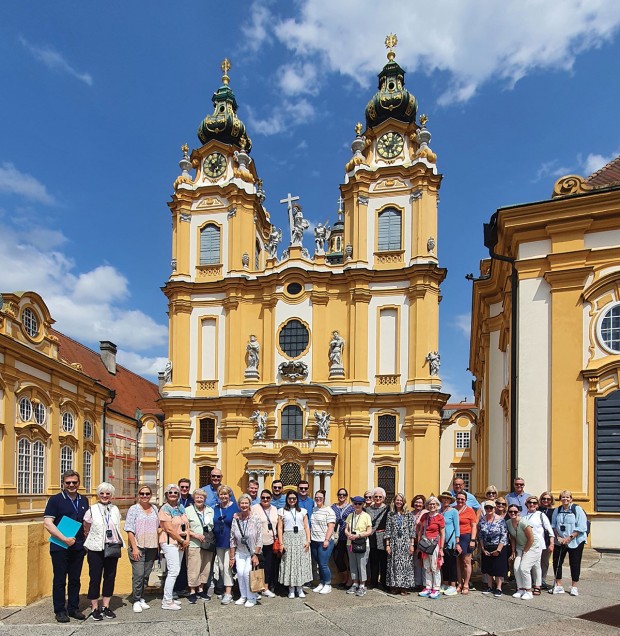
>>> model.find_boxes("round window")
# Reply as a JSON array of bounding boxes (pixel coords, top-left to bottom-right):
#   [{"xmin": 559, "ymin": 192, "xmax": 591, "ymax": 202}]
[
  {"xmin": 22, "ymin": 308, "xmax": 39, "ymax": 338},
  {"xmin": 599, "ymin": 303, "xmax": 620, "ymax": 353},
  {"xmin": 279, "ymin": 319, "xmax": 310, "ymax": 358},
  {"xmin": 33, "ymin": 402, "xmax": 46, "ymax": 425},
  {"xmin": 62, "ymin": 412, "xmax": 75, "ymax": 433},
  {"xmin": 286, "ymin": 282, "xmax": 303, "ymax": 296}
]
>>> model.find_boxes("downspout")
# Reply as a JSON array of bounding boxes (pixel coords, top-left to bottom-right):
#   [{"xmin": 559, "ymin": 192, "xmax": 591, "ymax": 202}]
[
  {"xmin": 102, "ymin": 390, "xmax": 116, "ymax": 483},
  {"xmin": 483, "ymin": 213, "xmax": 518, "ymax": 482}
]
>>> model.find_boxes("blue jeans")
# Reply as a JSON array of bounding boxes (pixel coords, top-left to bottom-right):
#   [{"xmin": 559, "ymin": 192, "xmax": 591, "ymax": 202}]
[{"xmin": 311, "ymin": 540, "xmax": 334, "ymax": 584}]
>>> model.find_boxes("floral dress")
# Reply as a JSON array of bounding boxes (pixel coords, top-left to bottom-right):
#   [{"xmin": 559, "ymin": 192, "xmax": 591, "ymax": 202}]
[
  {"xmin": 385, "ymin": 511, "xmax": 416, "ymax": 588},
  {"xmin": 478, "ymin": 514, "xmax": 509, "ymax": 577}
]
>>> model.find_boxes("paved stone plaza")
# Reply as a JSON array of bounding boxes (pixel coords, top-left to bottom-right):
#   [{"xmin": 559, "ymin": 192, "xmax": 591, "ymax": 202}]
[{"xmin": 1, "ymin": 550, "xmax": 619, "ymax": 636}]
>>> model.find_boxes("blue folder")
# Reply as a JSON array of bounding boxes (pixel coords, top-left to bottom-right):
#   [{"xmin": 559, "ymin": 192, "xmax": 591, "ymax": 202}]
[{"xmin": 49, "ymin": 515, "xmax": 82, "ymax": 548}]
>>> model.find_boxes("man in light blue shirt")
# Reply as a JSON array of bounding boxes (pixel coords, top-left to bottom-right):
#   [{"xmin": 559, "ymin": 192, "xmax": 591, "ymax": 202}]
[
  {"xmin": 247, "ymin": 479, "xmax": 260, "ymax": 506},
  {"xmin": 297, "ymin": 480, "xmax": 314, "ymax": 523},
  {"xmin": 201, "ymin": 468, "xmax": 237, "ymax": 508},
  {"xmin": 506, "ymin": 477, "xmax": 533, "ymax": 513},
  {"xmin": 271, "ymin": 480, "xmax": 286, "ymax": 509},
  {"xmin": 450, "ymin": 477, "xmax": 480, "ymax": 511}
]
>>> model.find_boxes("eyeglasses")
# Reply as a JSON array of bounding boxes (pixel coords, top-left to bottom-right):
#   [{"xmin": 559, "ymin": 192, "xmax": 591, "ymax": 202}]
[
  {"xmin": 211, "ymin": 475, "xmax": 222, "ymax": 480},
  {"xmin": 261, "ymin": 495, "xmax": 271, "ymax": 499},
  {"xmin": 484, "ymin": 505, "xmax": 494, "ymax": 509},
  {"xmin": 337, "ymin": 493, "xmax": 347, "ymax": 497},
  {"xmin": 64, "ymin": 481, "xmax": 78, "ymax": 485},
  {"xmin": 167, "ymin": 491, "xmax": 179, "ymax": 495},
  {"xmin": 180, "ymin": 485, "xmax": 190, "ymax": 489},
  {"xmin": 364, "ymin": 496, "xmax": 372, "ymax": 500},
  {"xmin": 139, "ymin": 492, "xmax": 151, "ymax": 496},
  {"xmin": 298, "ymin": 487, "xmax": 308, "ymax": 491},
  {"xmin": 495, "ymin": 503, "xmax": 506, "ymax": 506},
  {"xmin": 540, "ymin": 497, "xmax": 552, "ymax": 501},
  {"xmin": 508, "ymin": 510, "xmax": 519, "ymax": 515},
  {"xmin": 486, "ymin": 492, "xmax": 497, "ymax": 496},
  {"xmin": 100, "ymin": 492, "xmax": 111, "ymax": 496},
  {"xmin": 527, "ymin": 501, "xmax": 538, "ymax": 505},
  {"xmin": 272, "ymin": 486, "xmax": 282, "ymax": 490},
  {"xmin": 514, "ymin": 483, "xmax": 525, "ymax": 487}
]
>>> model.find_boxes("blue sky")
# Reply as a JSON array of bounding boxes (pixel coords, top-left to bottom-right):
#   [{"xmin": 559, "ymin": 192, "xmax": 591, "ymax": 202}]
[{"xmin": 1, "ymin": 1, "xmax": 620, "ymax": 400}]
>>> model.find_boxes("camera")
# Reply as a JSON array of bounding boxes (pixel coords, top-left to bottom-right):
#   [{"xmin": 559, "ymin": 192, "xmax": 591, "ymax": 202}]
[
  {"xmin": 203, "ymin": 525, "xmax": 210, "ymax": 533},
  {"xmin": 267, "ymin": 523, "xmax": 273, "ymax": 531},
  {"xmin": 106, "ymin": 530, "xmax": 113, "ymax": 539},
  {"xmin": 293, "ymin": 526, "xmax": 299, "ymax": 534},
  {"xmin": 560, "ymin": 525, "xmax": 566, "ymax": 532},
  {"xmin": 241, "ymin": 537, "xmax": 249, "ymax": 548},
  {"xmin": 181, "ymin": 523, "xmax": 186, "ymax": 532}
]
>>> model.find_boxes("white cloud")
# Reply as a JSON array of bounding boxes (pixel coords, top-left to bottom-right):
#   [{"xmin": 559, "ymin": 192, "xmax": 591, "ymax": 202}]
[
  {"xmin": 116, "ymin": 351, "xmax": 169, "ymax": 379},
  {"xmin": 252, "ymin": 1, "xmax": 620, "ymax": 105},
  {"xmin": 454, "ymin": 313, "xmax": 471, "ymax": 339},
  {"xmin": 278, "ymin": 62, "xmax": 320, "ymax": 96},
  {"xmin": 19, "ymin": 36, "xmax": 93, "ymax": 86},
  {"xmin": 582, "ymin": 152, "xmax": 615, "ymax": 176},
  {"xmin": 0, "ymin": 221, "xmax": 166, "ymax": 353},
  {"xmin": 535, "ymin": 159, "xmax": 573, "ymax": 182},
  {"xmin": 246, "ymin": 98, "xmax": 316, "ymax": 136},
  {"xmin": 0, "ymin": 162, "xmax": 55, "ymax": 204},
  {"xmin": 241, "ymin": 2, "xmax": 272, "ymax": 53}
]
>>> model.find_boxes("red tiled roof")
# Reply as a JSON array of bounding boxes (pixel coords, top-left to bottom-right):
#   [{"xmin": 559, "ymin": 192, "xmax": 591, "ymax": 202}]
[
  {"xmin": 586, "ymin": 155, "xmax": 620, "ymax": 188},
  {"xmin": 52, "ymin": 330, "xmax": 162, "ymax": 421}
]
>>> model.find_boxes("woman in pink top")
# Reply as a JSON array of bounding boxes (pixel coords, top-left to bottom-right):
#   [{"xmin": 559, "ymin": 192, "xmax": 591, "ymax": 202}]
[{"xmin": 416, "ymin": 496, "xmax": 445, "ymax": 599}]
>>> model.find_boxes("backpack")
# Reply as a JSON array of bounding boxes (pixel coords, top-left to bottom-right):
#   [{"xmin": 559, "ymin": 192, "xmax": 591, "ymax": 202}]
[{"xmin": 557, "ymin": 503, "xmax": 590, "ymax": 536}]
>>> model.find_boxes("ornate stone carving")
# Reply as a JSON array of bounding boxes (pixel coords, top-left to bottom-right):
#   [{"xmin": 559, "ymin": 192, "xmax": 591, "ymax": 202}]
[
  {"xmin": 227, "ymin": 207, "xmax": 237, "ymax": 218},
  {"xmin": 249, "ymin": 410, "xmax": 267, "ymax": 442},
  {"xmin": 245, "ymin": 335, "xmax": 260, "ymax": 379},
  {"xmin": 242, "ymin": 252, "xmax": 250, "ymax": 268},
  {"xmin": 162, "ymin": 360, "xmax": 172, "ymax": 384},
  {"xmin": 291, "ymin": 203, "xmax": 309, "ymax": 246},
  {"xmin": 278, "ymin": 360, "xmax": 308, "ymax": 382},
  {"xmin": 233, "ymin": 139, "xmax": 255, "ymax": 183},
  {"xmin": 410, "ymin": 189, "xmax": 423, "ymax": 202},
  {"xmin": 427, "ymin": 236, "xmax": 435, "ymax": 253},
  {"xmin": 552, "ymin": 175, "xmax": 593, "ymax": 198},
  {"xmin": 171, "ymin": 259, "xmax": 177, "ymax": 271},
  {"xmin": 174, "ymin": 143, "xmax": 194, "ymax": 189},
  {"xmin": 266, "ymin": 225, "xmax": 282, "ymax": 259},
  {"xmin": 179, "ymin": 212, "xmax": 191, "ymax": 223},
  {"xmin": 314, "ymin": 410, "xmax": 331, "ymax": 439},
  {"xmin": 426, "ymin": 351, "xmax": 440, "ymax": 376},
  {"xmin": 376, "ymin": 251, "xmax": 404, "ymax": 264},
  {"xmin": 328, "ymin": 330, "xmax": 345, "ymax": 378},
  {"xmin": 357, "ymin": 195, "xmax": 369, "ymax": 206}
]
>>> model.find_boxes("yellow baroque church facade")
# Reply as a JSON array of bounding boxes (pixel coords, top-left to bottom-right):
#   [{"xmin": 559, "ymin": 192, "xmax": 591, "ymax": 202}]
[{"xmin": 161, "ymin": 46, "xmax": 449, "ymax": 502}]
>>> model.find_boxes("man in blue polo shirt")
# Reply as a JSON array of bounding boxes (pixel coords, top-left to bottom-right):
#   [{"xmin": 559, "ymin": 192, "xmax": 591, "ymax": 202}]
[
  {"xmin": 271, "ymin": 480, "xmax": 286, "ymax": 508},
  {"xmin": 43, "ymin": 470, "xmax": 90, "ymax": 623},
  {"xmin": 450, "ymin": 477, "xmax": 480, "ymax": 511},
  {"xmin": 201, "ymin": 468, "xmax": 236, "ymax": 507},
  {"xmin": 247, "ymin": 479, "xmax": 260, "ymax": 506},
  {"xmin": 297, "ymin": 480, "xmax": 314, "ymax": 523},
  {"xmin": 506, "ymin": 477, "xmax": 533, "ymax": 513}
]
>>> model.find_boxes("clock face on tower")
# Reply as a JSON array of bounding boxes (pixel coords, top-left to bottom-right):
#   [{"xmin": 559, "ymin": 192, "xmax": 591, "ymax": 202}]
[
  {"xmin": 377, "ymin": 132, "xmax": 404, "ymax": 159},
  {"xmin": 203, "ymin": 152, "xmax": 226, "ymax": 179}
]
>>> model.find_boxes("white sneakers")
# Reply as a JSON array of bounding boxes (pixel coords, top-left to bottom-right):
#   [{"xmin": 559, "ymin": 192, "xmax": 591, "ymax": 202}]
[
  {"xmin": 262, "ymin": 589, "xmax": 276, "ymax": 598},
  {"xmin": 521, "ymin": 591, "xmax": 534, "ymax": 600},
  {"xmin": 319, "ymin": 585, "xmax": 332, "ymax": 595},
  {"xmin": 221, "ymin": 594, "xmax": 233, "ymax": 605},
  {"xmin": 132, "ymin": 602, "xmax": 142, "ymax": 613},
  {"xmin": 139, "ymin": 599, "xmax": 150, "ymax": 609},
  {"xmin": 297, "ymin": 588, "xmax": 306, "ymax": 598},
  {"xmin": 551, "ymin": 585, "xmax": 565, "ymax": 594},
  {"xmin": 313, "ymin": 584, "xmax": 324, "ymax": 593},
  {"xmin": 161, "ymin": 600, "xmax": 181, "ymax": 611},
  {"xmin": 570, "ymin": 586, "xmax": 579, "ymax": 596},
  {"xmin": 244, "ymin": 599, "xmax": 256, "ymax": 607},
  {"xmin": 234, "ymin": 597, "xmax": 247, "ymax": 605},
  {"xmin": 513, "ymin": 590, "xmax": 524, "ymax": 598}
]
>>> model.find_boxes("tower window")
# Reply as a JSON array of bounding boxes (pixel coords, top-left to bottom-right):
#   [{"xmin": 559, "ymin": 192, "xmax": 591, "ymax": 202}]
[
  {"xmin": 200, "ymin": 224, "xmax": 221, "ymax": 265},
  {"xmin": 456, "ymin": 431, "xmax": 470, "ymax": 449},
  {"xmin": 378, "ymin": 208, "xmax": 401, "ymax": 251},
  {"xmin": 378, "ymin": 414, "xmax": 397, "ymax": 442},
  {"xmin": 278, "ymin": 319, "xmax": 309, "ymax": 358},
  {"xmin": 281, "ymin": 405, "xmax": 303, "ymax": 440},
  {"xmin": 199, "ymin": 417, "xmax": 216, "ymax": 443}
]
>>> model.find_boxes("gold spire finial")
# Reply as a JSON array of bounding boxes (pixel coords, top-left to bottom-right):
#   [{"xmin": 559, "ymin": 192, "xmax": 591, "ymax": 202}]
[
  {"xmin": 385, "ymin": 33, "xmax": 398, "ymax": 60},
  {"xmin": 221, "ymin": 58, "xmax": 231, "ymax": 85},
  {"xmin": 420, "ymin": 114, "xmax": 428, "ymax": 126},
  {"xmin": 239, "ymin": 135, "xmax": 247, "ymax": 150},
  {"xmin": 355, "ymin": 122, "xmax": 363, "ymax": 136},
  {"xmin": 181, "ymin": 143, "xmax": 189, "ymax": 154}
]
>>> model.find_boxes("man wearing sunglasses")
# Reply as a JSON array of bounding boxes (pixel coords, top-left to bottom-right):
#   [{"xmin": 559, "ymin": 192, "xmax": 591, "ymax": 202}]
[
  {"xmin": 271, "ymin": 480, "xmax": 286, "ymax": 509},
  {"xmin": 43, "ymin": 470, "xmax": 90, "ymax": 623},
  {"xmin": 297, "ymin": 480, "xmax": 314, "ymax": 523},
  {"xmin": 506, "ymin": 478, "xmax": 533, "ymax": 514}
]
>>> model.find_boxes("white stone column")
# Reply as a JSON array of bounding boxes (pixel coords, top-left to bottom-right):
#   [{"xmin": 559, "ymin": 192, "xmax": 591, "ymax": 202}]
[
  {"xmin": 324, "ymin": 471, "xmax": 333, "ymax": 504},
  {"xmin": 312, "ymin": 470, "xmax": 321, "ymax": 494},
  {"xmin": 257, "ymin": 471, "xmax": 265, "ymax": 491}
]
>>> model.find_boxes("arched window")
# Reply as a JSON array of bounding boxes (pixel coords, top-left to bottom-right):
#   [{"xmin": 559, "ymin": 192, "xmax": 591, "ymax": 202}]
[
  {"xmin": 200, "ymin": 224, "xmax": 221, "ymax": 265},
  {"xmin": 83, "ymin": 451, "xmax": 93, "ymax": 493},
  {"xmin": 60, "ymin": 445, "xmax": 74, "ymax": 479},
  {"xmin": 281, "ymin": 405, "xmax": 303, "ymax": 440},
  {"xmin": 32, "ymin": 441, "xmax": 45, "ymax": 494},
  {"xmin": 378, "ymin": 414, "xmax": 397, "ymax": 442},
  {"xmin": 17, "ymin": 438, "xmax": 31, "ymax": 494},
  {"xmin": 19, "ymin": 397, "xmax": 32, "ymax": 422},
  {"xmin": 84, "ymin": 420, "xmax": 93, "ymax": 440},
  {"xmin": 378, "ymin": 208, "xmax": 401, "ymax": 251},
  {"xmin": 62, "ymin": 411, "xmax": 75, "ymax": 433}
]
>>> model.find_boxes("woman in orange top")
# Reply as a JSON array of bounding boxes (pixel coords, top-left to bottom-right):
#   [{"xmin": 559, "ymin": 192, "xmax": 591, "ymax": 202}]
[{"xmin": 454, "ymin": 493, "xmax": 478, "ymax": 594}]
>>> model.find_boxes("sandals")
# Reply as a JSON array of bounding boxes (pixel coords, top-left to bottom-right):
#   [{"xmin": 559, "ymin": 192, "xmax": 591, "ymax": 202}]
[
  {"xmin": 461, "ymin": 585, "xmax": 470, "ymax": 595},
  {"xmin": 533, "ymin": 587, "xmax": 541, "ymax": 596}
]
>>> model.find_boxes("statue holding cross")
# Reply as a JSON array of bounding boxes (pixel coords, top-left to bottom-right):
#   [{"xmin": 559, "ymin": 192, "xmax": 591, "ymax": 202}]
[{"xmin": 280, "ymin": 192, "xmax": 308, "ymax": 246}]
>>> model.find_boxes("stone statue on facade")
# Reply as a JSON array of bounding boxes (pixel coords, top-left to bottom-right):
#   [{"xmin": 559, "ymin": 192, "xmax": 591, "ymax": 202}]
[
  {"xmin": 266, "ymin": 225, "xmax": 282, "ymax": 259},
  {"xmin": 291, "ymin": 203, "xmax": 309, "ymax": 245},
  {"xmin": 328, "ymin": 330, "xmax": 345, "ymax": 379},
  {"xmin": 163, "ymin": 360, "xmax": 172, "ymax": 384},
  {"xmin": 426, "ymin": 350, "xmax": 440, "ymax": 376},
  {"xmin": 250, "ymin": 410, "xmax": 267, "ymax": 441},
  {"xmin": 314, "ymin": 221, "xmax": 331, "ymax": 255},
  {"xmin": 245, "ymin": 335, "xmax": 260, "ymax": 379},
  {"xmin": 314, "ymin": 410, "xmax": 331, "ymax": 439}
]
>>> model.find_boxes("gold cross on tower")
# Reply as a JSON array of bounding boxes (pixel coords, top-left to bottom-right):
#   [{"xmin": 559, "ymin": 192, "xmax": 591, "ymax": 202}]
[
  {"xmin": 221, "ymin": 58, "xmax": 231, "ymax": 85},
  {"xmin": 385, "ymin": 33, "xmax": 398, "ymax": 61}
]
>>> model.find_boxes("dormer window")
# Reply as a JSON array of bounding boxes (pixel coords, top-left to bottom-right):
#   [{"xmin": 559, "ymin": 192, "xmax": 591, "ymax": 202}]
[{"xmin": 22, "ymin": 307, "xmax": 39, "ymax": 338}]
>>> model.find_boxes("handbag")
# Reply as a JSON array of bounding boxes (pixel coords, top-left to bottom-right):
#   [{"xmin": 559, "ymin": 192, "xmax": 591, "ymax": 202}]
[
  {"xmin": 272, "ymin": 537, "xmax": 282, "ymax": 552},
  {"xmin": 200, "ymin": 530, "xmax": 216, "ymax": 551},
  {"xmin": 351, "ymin": 537, "xmax": 366, "ymax": 553},
  {"xmin": 104, "ymin": 543, "xmax": 122, "ymax": 558},
  {"xmin": 249, "ymin": 565, "xmax": 265, "ymax": 593},
  {"xmin": 484, "ymin": 543, "xmax": 500, "ymax": 553},
  {"xmin": 417, "ymin": 536, "xmax": 438, "ymax": 555}
]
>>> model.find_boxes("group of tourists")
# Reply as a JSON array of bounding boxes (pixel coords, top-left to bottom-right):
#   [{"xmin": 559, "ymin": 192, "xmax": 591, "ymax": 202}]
[{"xmin": 45, "ymin": 470, "xmax": 589, "ymax": 622}]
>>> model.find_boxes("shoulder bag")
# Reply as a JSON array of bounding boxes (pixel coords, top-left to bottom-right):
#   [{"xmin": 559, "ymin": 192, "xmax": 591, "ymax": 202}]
[
  {"xmin": 418, "ymin": 514, "xmax": 439, "ymax": 555},
  {"xmin": 351, "ymin": 513, "xmax": 367, "ymax": 553}
]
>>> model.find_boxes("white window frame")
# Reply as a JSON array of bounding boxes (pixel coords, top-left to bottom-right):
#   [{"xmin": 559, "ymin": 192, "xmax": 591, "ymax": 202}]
[
  {"xmin": 456, "ymin": 431, "xmax": 471, "ymax": 450},
  {"xmin": 597, "ymin": 302, "xmax": 620, "ymax": 354},
  {"xmin": 60, "ymin": 445, "xmax": 74, "ymax": 479},
  {"xmin": 83, "ymin": 451, "xmax": 92, "ymax": 492},
  {"xmin": 19, "ymin": 397, "xmax": 33, "ymax": 422},
  {"xmin": 377, "ymin": 208, "xmax": 402, "ymax": 252},
  {"xmin": 17, "ymin": 438, "xmax": 31, "ymax": 494},
  {"xmin": 32, "ymin": 440, "xmax": 45, "ymax": 494},
  {"xmin": 22, "ymin": 307, "xmax": 39, "ymax": 338},
  {"xmin": 62, "ymin": 411, "xmax": 75, "ymax": 434},
  {"xmin": 33, "ymin": 402, "xmax": 46, "ymax": 426},
  {"xmin": 199, "ymin": 224, "xmax": 221, "ymax": 265},
  {"xmin": 84, "ymin": 420, "xmax": 93, "ymax": 440}
]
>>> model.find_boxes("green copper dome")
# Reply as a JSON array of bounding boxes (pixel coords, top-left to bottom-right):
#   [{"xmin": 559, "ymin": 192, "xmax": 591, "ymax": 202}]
[
  {"xmin": 197, "ymin": 59, "xmax": 252, "ymax": 151},
  {"xmin": 365, "ymin": 51, "xmax": 417, "ymax": 129}
]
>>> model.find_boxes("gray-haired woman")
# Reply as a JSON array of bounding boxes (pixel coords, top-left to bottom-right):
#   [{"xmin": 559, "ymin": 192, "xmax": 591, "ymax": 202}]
[
  {"xmin": 83, "ymin": 482, "xmax": 124, "ymax": 620},
  {"xmin": 185, "ymin": 489, "xmax": 215, "ymax": 603}
]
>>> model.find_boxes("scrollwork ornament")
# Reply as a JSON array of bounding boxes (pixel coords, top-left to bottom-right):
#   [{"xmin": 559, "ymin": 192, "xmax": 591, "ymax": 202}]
[{"xmin": 552, "ymin": 175, "xmax": 593, "ymax": 198}]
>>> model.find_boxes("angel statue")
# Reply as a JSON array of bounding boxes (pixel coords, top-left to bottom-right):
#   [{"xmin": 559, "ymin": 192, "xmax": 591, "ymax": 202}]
[
  {"xmin": 426, "ymin": 351, "xmax": 440, "ymax": 376},
  {"xmin": 314, "ymin": 410, "xmax": 331, "ymax": 439},
  {"xmin": 249, "ymin": 410, "xmax": 267, "ymax": 441},
  {"xmin": 291, "ymin": 203, "xmax": 309, "ymax": 245},
  {"xmin": 266, "ymin": 225, "xmax": 282, "ymax": 259},
  {"xmin": 314, "ymin": 221, "xmax": 331, "ymax": 255}
]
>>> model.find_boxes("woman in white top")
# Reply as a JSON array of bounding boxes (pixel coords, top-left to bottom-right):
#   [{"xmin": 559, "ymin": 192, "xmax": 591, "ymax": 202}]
[
  {"xmin": 523, "ymin": 495, "xmax": 553, "ymax": 595},
  {"xmin": 310, "ymin": 490, "xmax": 336, "ymax": 594},
  {"xmin": 277, "ymin": 491, "xmax": 312, "ymax": 598},
  {"xmin": 83, "ymin": 482, "xmax": 124, "ymax": 621}
]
